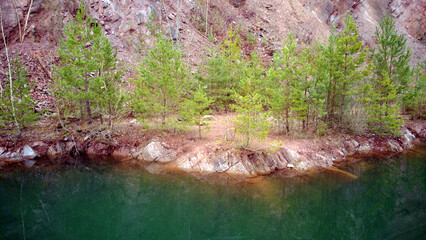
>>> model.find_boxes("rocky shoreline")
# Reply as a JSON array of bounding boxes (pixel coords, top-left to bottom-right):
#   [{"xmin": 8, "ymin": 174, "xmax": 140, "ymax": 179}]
[{"xmin": 1, "ymin": 123, "xmax": 424, "ymax": 178}]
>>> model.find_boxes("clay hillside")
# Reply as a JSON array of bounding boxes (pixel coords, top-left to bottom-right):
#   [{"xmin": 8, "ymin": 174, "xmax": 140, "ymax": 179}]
[{"xmin": 0, "ymin": 0, "xmax": 425, "ymax": 112}]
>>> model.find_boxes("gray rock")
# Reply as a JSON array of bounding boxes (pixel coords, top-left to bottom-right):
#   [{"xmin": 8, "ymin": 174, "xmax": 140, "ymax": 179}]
[
  {"xmin": 226, "ymin": 161, "xmax": 250, "ymax": 175},
  {"xmin": 141, "ymin": 141, "xmax": 174, "ymax": 163},
  {"xmin": 105, "ymin": 7, "xmax": 121, "ymax": 22},
  {"xmin": 387, "ymin": 140, "xmax": 403, "ymax": 152},
  {"xmin": 24, "ymin": 160, "xmax": 36, "ymax": 168},
  {"xmin": 22, "ymin": 145, "xmax": 37, "ymax": 159},
  {"xmin": 358, "ymin": 142, "xmax": 372, "ymax": 152},
  {"xmin": 280, "ymin": 147, "xmax": 300, "ymax": 164},
  {"xmin": 1, "ymin": 151, "xmax": 21, "ymax": 162},
  {"xmin": 102, "ymin": 0, "xmax": 111, "ymax": 8},
  {"xmin": 136, "ymin": 11, "xmax": 147, "ymax": 25},
  {"xmin": 210, "ymin": 154, "xmax": 232, "ymax": 172},
  {"xmin": 401, "ymin": 128, "xmax": 415, "ymax": 149},
  {"xmin": 0, "ymin": 147, "xmax": 5, "ymax": 156}
]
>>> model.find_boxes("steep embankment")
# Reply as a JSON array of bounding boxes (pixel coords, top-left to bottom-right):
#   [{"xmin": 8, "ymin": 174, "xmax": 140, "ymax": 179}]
[{"xmin": 1, "ymin": 0, "xmax": 425, "ymax": 112}]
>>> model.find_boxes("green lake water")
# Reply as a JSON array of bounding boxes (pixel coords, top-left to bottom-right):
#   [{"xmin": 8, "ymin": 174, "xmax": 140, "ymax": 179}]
[{"xmin": 1, "ymin": 148, "xmax": 425, "ymax": 240}]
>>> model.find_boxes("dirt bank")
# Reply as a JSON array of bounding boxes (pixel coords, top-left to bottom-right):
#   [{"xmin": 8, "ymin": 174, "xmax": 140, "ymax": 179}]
[{"xmin": 1, "ymin": 115, "xmax": 425, "ymax": 180}]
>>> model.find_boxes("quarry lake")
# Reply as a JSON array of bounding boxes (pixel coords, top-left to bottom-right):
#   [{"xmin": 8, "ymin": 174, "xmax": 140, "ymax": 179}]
[{"xmin": 1, "ymin": 148, "xmax": 425, "ymax": 240}]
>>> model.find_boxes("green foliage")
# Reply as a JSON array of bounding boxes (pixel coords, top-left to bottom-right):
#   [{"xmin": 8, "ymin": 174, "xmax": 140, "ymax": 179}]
[
  {"xmin": 181, "ymin": 87, "xmax": 214, "ymax": 138},
  {"xmin": 266, "ymin": 33, "xmax": 304, "ymax": 134},
  {"xmin": 0, "ymin": 54, "xmax": 39, "ymax": 134},
  {"xmin": 317, "ymin": 13, "xmax": 371, "ymax": 131},
  {"xmin": 364, "ymin": 13, "xmax": 413, "ymax": 134},
  {"xmin": 364, "ymin": 72, "xmax": 403, "ymax": 135},
  {"xmin": 232, "ymin": 92, "xmax": 271, "ymax": 147},
  {"xmin": 336, "ymin": 13, "xmax": 371, "ymax": 129},
  {"xmin": 54, "ymin": 1, "xmax": 123, "ymax": 128},
  {"xmin": 403, "ymin": 61, "xmax": 425, "ymax": 118},
  {"xmin": 372, "ymin": 12, "xmax": 412, "ymax": 98},
  {"xmin": 317, "ymin": 26, "xmax": 343, "ymax": 128},
  {"xmin": 133, "ymin": 31, "xmax": 189, "ymax": 128},
  {"xmin": 198, "ymin": 26, "xmax": 244, "ymax": 111}
]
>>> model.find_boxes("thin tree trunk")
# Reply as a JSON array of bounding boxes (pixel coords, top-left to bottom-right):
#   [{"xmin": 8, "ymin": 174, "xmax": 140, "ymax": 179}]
[
  {"xmin": 1, "ymin": 8, "xmax": 20, "ymax": 133},
  {"xmin": 340, "ymin": 52, "xmax": 348, "ymax": 130},
  {"xmin": 285, "ymin": 76, "xmax": 290, "ymax": 134},
  {"xmin": 84, "ymin": 73, "xmax": 92, "ymax": 123},
  {"xmin": 80, "ymin": 100, "xmax": 84, "ymax": 120},
  {"xmin": 331, "ymin": 76, "xmax": 337, "ymax": 126},
  {"xmin": 326, "ymin": 66, "xmax": 333, "ymax": 124},
  {"xmin": 285, "ymin": 105, "xmax": 289, "ymax": 134},
  {"xmin": 162, "ymin": 91, "xmax": 166, "ymax": 126},
  {"xmin": 340, "ymin": 81, "xmax": 347, "ymax": 130},
  {"xmin": 205, "ymin": 0, "xmax": 209, "ymax": 36},
  {"xmin": 21, "ymin": 0, "xmax": 33, "ymax": 43}
]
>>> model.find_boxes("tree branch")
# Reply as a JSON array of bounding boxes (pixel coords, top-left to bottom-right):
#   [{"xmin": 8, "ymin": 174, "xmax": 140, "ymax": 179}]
[
  {"xmin": 21, "ymin": 0, "xmax": 33, "ymax": 43},
  {"xmin": 35, "ymin": 52, "xmax": 53, "ymax": 80}
]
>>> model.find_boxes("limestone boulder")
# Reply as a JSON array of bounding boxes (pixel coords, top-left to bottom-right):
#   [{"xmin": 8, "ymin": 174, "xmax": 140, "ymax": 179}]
[
  {"xmin": 22, "ymin": 145, "xmax": 38, "ymax": 159},
  {"xmin": 139, "ymin": 141, "xmax": 174, "ymax": 163},
  {"xmin": 280, "ymin": 147, "xmax": 301, "ymax": 164}
]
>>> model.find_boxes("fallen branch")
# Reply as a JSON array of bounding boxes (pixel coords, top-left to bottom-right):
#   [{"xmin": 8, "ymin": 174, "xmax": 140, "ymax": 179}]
[
  {"xmin": 35, "ymin": 52, "xmax": 53, "ymax": 80},
  {"xmin": 21, "ymin": 0, "xmax": 33, "ymax": 43}
]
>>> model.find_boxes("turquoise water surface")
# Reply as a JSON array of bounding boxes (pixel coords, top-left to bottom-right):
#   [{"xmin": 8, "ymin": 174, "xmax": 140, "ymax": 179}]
[{"xmin": 1, "ymin": 148, "xmax": 425, "ymax": 240}]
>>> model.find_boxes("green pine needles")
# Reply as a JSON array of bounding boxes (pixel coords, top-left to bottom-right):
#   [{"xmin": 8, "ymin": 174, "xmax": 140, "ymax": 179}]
[
  {"xmin": 40, "ymin": 8, "xmax": 421, "ymax": 141},
  {"xmin": 0, "ymin": 54, "xmax": 39, "ymax": 135},
  {"xmin": 132, "ymin": 31, "xmax": 189, "ymax": 128},
  {"xmin": 366, "ymin": 12, "xmax": 413, "ymax": 135},
  {"xmin": 54, "ymin": 1, "xmax": 124, "ymax": 128}
]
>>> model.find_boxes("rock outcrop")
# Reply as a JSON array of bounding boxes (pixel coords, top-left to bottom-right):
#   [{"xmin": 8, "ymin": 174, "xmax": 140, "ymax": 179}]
[{"xmin": 0, "ymin": 126, "xmax": 424, "ymax": 175}]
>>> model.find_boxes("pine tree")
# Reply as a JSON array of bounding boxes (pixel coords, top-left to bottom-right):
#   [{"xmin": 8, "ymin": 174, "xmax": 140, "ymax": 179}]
[
  {"xmin": 365, "ymin": 13, "xmax": 412, "ymax": 134},
  {"xmin": 232, "ymin": 92, "xmax": 271, "ymax": 147},
  {"xmin": 266, "ymin": 33, "xmax": 302, "ymax": 134},
  {"xmin": 198, "ymin": 26, "xmax": 243, "ymax": 111},
  {"xmin": 133, "ymin": 32, "xmax": 189, "ymax": 127},
  {"xmin": 403, "ymin": 61, "xmax": 425, "ymax": 118},
  {"xmin": 372, "ymin": 13, "xmax": 412, "ymax": 98},
  {"xmin": 233, "ymin": 53, "xmax": 271, "ymax": 147},
  {"xmin": 181, "ymin": 87, "xmax": 213, "ymax": 138},
  {"xmin": 297, "ymin": 46, "xmax": 318, "ymax": 131},
  {"xmin": 364, "ymin": 72, "xmax": 403, "ymax": 135},
  {"xmin": 54, "ymin": 2, "xmax": 123, "ymax": 127},
  {"xmin": 318, "ymin": 27, "xmax": 343, "ymax": 128},
  {"xmin": 336, "ymin": 13, "xmax": 370, "ymax": 130},
  {"xmin": 0, "ymin": 54, "xmax": 39, "ymax": 134},
  {"xmin": 92, "ymin": 27, "xmax": 125, "ymax": 128}
]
